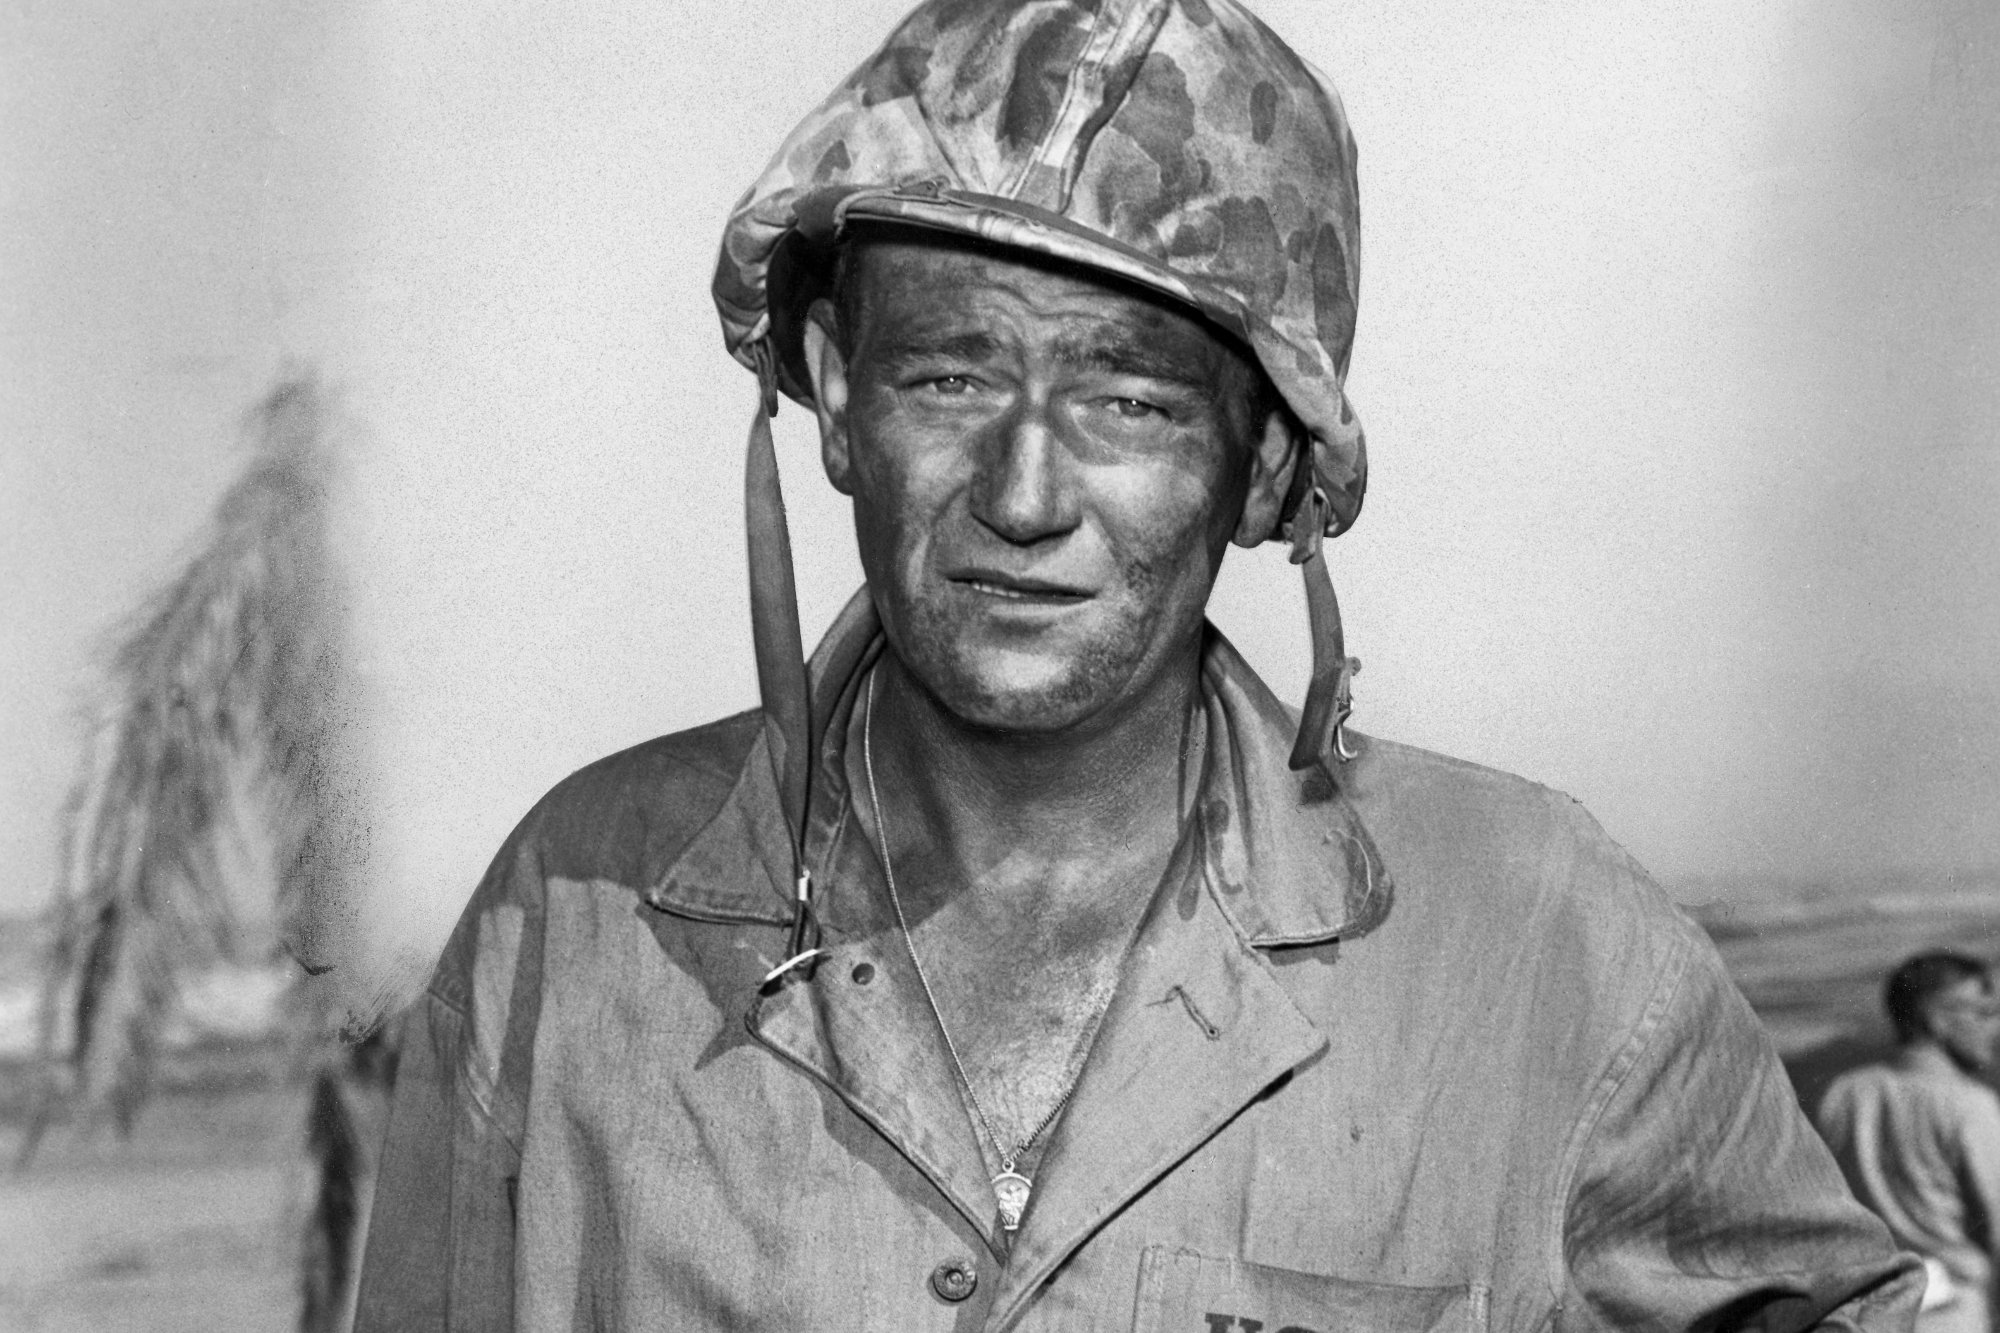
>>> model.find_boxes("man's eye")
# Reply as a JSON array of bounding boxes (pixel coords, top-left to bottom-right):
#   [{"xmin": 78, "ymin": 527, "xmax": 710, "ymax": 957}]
[
  {"xmin": 925, "ymin": 375, "xmax": 973, "ymax": 396},
  {"xmin": 1109, "ymin": 397, "xmax": 1163, "ymax": 420}
]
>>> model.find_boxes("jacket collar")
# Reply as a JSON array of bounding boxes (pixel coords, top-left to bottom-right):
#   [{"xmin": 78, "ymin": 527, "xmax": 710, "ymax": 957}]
[
  {"xmin": 646, "ymin": 587, "xmax": 1394, "ymax": 946},
  {"xmin": 643, "ymin": 589, "xmax": 881, "ymax": 927},
  {"xmin": 1191, "ymin": 625, "xmax": 1393, "ymax": 943}
]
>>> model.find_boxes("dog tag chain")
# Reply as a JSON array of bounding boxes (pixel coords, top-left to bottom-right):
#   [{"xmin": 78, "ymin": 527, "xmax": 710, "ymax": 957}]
[{"xmin": 864, "ymin": 670, "xmax": 1101, "ymax": 1233}]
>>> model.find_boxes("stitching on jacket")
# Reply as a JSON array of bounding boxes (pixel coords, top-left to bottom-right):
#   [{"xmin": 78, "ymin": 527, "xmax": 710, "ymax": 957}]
[
  {"xmin": 1543, "ymin": 898, "xmax": 1695, "ymax": 1313},
  {"xmin": 1155, "ymin": 983, "xmax": 1223, "ymax": 1040},
  {"xmin": 425, "ymin": 986, "xmax": 522, "ymax": 1157},
  {"xmin": 426, "ymin": 885, "xmax": 536, "ymax": 1157},
  {"xmin": 503, "ymin": 846, "xmax": 552, "ymax": 1156}
]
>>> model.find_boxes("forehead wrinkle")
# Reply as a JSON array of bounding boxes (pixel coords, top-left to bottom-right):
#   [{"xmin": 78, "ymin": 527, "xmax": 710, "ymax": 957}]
[
  {"xmin": 853, "ymin": 242, "xmax": 1242, "ymax": 395},
  {"xmin": 1047, "ymin": 326, "xmax": 1219, "ymax": 392}
]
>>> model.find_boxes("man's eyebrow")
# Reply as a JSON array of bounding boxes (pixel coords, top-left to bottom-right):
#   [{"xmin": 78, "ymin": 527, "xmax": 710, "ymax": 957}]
[
  {"xmin": 869, "ymin": 330, "xmax": 1003, "ymax": 370},
  {"xmin": 1049, "ymin": 332, "xmax": 1212, "ymax": 390}
]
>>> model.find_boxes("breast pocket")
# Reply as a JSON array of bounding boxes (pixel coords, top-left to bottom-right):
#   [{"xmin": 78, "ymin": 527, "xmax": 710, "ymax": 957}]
[{"xmin": 1133, "ymin": 1246, "xmax": 1488, "ymax": 1333}]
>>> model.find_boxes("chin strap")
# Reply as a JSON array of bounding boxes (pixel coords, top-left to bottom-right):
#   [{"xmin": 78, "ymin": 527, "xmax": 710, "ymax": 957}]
[
  {"xmin": 1285, "ymin": 482, "xmax": 1360, "ymax": 772},
  {"xmin": 745, "ymin": 340, "xmax": 828, "ymax": 991}
]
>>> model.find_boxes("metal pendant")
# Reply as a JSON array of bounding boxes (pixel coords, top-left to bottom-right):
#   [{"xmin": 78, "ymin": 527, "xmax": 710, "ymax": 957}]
[{"xmin": 992, "ymin": 1169, "xmax": 1033, "ymax": 1232}]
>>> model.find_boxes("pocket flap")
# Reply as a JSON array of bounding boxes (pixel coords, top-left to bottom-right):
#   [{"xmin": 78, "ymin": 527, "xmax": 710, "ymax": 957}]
[{"xmin": 1134, "ymin": 1246, "xmax": 1488, "ymax": 1333}]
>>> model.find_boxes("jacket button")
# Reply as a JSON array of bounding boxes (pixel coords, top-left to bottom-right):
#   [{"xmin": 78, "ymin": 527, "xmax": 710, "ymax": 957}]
[{"xmin": 930, "ymin": 1257, "xmax": 977, "ymax": 1303}]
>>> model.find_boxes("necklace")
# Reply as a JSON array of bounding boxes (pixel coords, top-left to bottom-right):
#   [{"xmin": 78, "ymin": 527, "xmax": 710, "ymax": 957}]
[{"xmin": 862, "ymin": 670, "xmax": 1106, "ymax": 1234}]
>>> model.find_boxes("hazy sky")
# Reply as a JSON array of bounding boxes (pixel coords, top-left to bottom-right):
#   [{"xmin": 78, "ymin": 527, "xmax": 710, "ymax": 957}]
[{"xmin": 3, "ymin": 0, "xmax": 1995, "ymax": 983}]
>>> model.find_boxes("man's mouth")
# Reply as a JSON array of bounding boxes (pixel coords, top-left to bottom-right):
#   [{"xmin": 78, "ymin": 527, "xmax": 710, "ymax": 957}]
[{"xmin": 948, "ymin": 569, "xmax": 1092, "ymax": 604}]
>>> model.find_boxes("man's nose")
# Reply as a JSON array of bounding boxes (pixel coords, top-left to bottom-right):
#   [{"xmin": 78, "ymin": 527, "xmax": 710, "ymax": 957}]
[{"xmin": 968, "ymin": 399, "xmax": 1080, "ymax": 545}]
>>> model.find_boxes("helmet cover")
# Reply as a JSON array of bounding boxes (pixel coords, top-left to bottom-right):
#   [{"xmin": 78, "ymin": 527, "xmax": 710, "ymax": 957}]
[{"xmin": 714, "ymin": 0, "xmax": 1367, "ymax": 543}]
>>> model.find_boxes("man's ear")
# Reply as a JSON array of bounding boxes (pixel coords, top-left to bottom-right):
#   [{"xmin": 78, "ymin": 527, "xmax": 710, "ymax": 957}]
[
  {"xmin": 802, "ymin": 299, "xmax": 855, "ymax": 496},
  {"xmin": 1231, "ymin": 407, "xmax": 1300, "ymax": 548}
]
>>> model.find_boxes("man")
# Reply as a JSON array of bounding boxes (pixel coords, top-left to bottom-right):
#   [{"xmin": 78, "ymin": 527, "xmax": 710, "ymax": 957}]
[
  {"xmin": 356, "ymin": 1, "xmax": 1918, "ymax": 1328},
  {"xmin": 1819, "ymin": 953, "xmax": 2000, "ymax": 1333}
]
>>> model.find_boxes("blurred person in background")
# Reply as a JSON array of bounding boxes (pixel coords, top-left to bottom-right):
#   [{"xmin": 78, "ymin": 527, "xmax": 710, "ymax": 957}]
[{"xmin": 1819, "ymin": 951, "xmax": 2000, "ymax": 1333}]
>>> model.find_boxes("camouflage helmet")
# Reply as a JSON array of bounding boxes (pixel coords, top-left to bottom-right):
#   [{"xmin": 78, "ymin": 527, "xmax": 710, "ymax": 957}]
[{"xmin": 714, "ymin": 0, "xmax": 1367, "ymax": 547}]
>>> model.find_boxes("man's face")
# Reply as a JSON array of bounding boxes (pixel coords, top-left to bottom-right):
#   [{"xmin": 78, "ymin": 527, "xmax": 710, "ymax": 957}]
[
  {"xmin": 803, "ymin": 235, "xmax": 1289, "ymax": 735},
  {"xmin": 1926, "ymin": 975, "xmax": 2000, "ymax": 1073}
]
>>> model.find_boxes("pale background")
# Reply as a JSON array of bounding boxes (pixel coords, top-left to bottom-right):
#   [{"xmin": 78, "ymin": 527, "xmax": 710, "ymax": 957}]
[{"xmin": 5, "ymin": 0, "xmax": 1996, "ymax": 1000}]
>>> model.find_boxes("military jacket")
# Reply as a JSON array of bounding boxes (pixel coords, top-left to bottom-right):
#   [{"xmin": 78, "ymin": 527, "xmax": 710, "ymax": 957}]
[{"xmin": 355, "ymin": 596, "xmax": 1917, "ymax": 1331}]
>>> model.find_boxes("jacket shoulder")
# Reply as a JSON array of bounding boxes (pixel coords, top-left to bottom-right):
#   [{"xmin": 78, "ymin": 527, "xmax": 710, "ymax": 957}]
[
  {"xmin": 426, "ymin": 710, "xmax": 763, "ymax": 1008},
  {"xmin": 525, "ymin": 709, "xmax": 764, "ymax": 891},
  {"xmin": 1345, "ymin": 733, "xmax": 1695, "ymax": 960},
  {"xmin": 1350, "ymin": 734, "xmax": 1649, "ymax": 876},
  {"xmin": 1350, "ymin": 734, "xmax": 1600, "ymax": 839}
]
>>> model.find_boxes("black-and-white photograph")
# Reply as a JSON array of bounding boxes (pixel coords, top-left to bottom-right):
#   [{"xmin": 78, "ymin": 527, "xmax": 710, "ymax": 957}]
[{"xmin": 3, "ymin": 0, "xmax": 1996, "ymax": 1329}]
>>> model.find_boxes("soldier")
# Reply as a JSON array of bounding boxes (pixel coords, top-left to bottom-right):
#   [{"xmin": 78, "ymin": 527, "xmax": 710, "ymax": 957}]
[
  {"xmin": 356, "ymin": 1, "xmax": 1919, "ymax": 1328},
  {"xmin": 1819, "ymin": 952, "xmax": 2000, "ymax": 1333}
]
